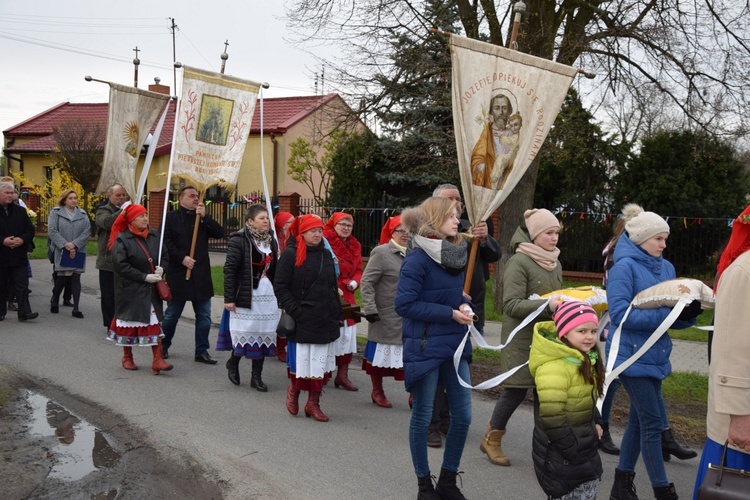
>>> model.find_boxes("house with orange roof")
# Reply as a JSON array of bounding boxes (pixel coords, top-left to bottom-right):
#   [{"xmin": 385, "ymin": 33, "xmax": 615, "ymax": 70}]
[{"xmin": 2, "ymin": 82, "xmax": 365, "ymax": 202}]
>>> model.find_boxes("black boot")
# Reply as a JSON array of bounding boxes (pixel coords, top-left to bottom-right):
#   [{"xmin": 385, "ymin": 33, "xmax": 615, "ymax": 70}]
[
  {"xmin": 417, "ymin": 475, "xmax": 439, "ymax": 500},
  {"xmin": 250, "ymin": 358, "xmax": 268, "ymax": 392},
  {"xmin": 599, "ymin": 422, "xmax": 621, "ymax": 455},
  {"xmin": 226, "ymin": 354, "xmax": 241, "ymax": 385},
  {"xmin": 662, "ymin": 429, "xmax": 697, "ymax": 461},
  {"xmin": 653, "ymin": 483, "xmax": 678, "ymax": 500},
  {"xmin": 610, "ymin": 469, "xmax": 639, "ymax": 500},
  {"xmin": 434, "ymin": 469, "xmax": 466, "ymax": 500}
]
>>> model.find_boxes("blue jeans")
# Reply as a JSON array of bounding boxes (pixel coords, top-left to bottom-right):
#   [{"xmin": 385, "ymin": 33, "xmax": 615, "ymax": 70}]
[
  {"xmin": 602, "ymin": 377, "xmax": 669, "ymax": 428},
  {"xmin": 161, "ymin": 299, "xmax": 212, "ymax": 356},
  {"xmin": 409, "ymin": 359, "xmax": 472, "ymax": 478},
  {"xmin": 618, "ymin": 376, "xmax": 670, "ymax": 487}
]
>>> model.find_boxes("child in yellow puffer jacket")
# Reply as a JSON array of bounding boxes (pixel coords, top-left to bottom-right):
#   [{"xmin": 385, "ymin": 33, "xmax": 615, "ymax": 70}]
[{"xmin": 529, "ymin": 300, "xmax": 605, "ymax": 500}]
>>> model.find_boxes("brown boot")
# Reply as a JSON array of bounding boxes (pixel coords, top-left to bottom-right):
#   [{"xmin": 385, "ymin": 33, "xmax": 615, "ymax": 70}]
[
  {"xmin": 122, "ymin": 347, "xmax": 138, "ymax": 370},
  {"xmin": 151, "ymin": 340, "xmax": 173, "ymax": 375},
  {"xmin": 370, "ymin": 374, "xmax": 392, "ymax": 408},
  {"xmin": 276, "ymin": 337, "xmax": 287, "ymax": 363},
  {"xmin": 286, "ymin": 385, "xmax": 301, "ymax": 415},
  {"xmin": 479, "ymin": 422, "xmax": 510, "ymax": 466},
  {"xmin": 334, "ymin": 362, "xmax": 359, "ymax": 391},
  {"xmin": 304, "ymin": 391, "xmax": 329, "ymax": 422}
]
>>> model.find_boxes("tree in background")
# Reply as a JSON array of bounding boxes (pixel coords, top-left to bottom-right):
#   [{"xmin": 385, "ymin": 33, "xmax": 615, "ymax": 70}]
[
  {"xmin": 535, "ymin": 89, "xmax": 631, "ymax": 213},
  {"xmin": 328, "ymin": 130, "xmax": 384, "ymax": 202},
  {"xmin": 287, "ymin": 132, "xmax": 349, "ymax": 207},
  {"xmin": 52, "ymin": 119, "xmax": 104, "ymax": 212}
]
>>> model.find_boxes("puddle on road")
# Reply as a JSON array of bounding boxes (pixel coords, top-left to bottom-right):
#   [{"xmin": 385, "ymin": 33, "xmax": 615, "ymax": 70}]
[{"xmin": 24, "ymin": 390, "xmax": 121, "ymax": 481}]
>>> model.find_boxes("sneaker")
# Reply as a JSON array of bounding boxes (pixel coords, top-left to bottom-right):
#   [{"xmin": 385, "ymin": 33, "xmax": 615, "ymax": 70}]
[{"xmin": 427, "ymin": 429, "xmax": 442, "ymax": 448}]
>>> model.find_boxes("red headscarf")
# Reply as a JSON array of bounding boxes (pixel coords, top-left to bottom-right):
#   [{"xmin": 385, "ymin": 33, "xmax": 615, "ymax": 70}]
[
  {"xmin": 289, "ymin": 214, "xmax": 324, "ymax": 267},
  {"xmin": 324, "ymin": 212, "xmax": 353, "ymax": 232},
  {"xmin": 274, "ymin": 212, "xmax": 294, "ymax": 252},
  {"xmin": 379, "ymin": 215, "xmax": 402, "ymax": 245},
  {"xmin": 108, "ymin": 204, "xmax": 147, "ymax": 250},
  {"xmin": 715, "ymin": 205, "xmax": 750, "ymax": 292}
]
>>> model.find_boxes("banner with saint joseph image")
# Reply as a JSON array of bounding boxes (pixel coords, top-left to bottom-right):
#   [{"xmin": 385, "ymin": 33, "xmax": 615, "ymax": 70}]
[
  {"xmin": 450, "ymin": 34, "xmax": 578, "ymax": 224},
  {"xmin": 171, "ymin": 66, "xmax": 261, "ymax": 193}
]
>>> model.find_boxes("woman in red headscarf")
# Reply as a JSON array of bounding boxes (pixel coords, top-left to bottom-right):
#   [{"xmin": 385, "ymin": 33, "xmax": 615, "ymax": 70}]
[
  {"xmin": 274, "ymin": 214, "xmax": 342, "ymax": 422},
  {"xmin": 323, "ymin": 212, "xmax": 362, "ymax": 391},
  {"xmin": 360, "ymin": 216, "xmax": 408, "ymax": 408},
  {"xmin": 107, "ymin": 204, "xmax": 172, "ymax": 374},
  {"xmin": 273, "ymin": 211, "xmax": 294, "ymax": 362},
  {"xmin": 694, "ymin": 205, "xmax": 750, "ymax": 496}
]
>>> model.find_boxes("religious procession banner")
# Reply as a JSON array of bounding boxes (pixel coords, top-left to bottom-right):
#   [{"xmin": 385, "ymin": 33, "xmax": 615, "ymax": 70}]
[
  {"xmin": 97, "ymin": 83, "xmax": 170, "ymax": 198},
  {"xmin": 450, "ymin": 34, "xmax": 578, "ymax": 224},
  {"xmin": 171, "ymin": 66, "xmax": 261, "ymax": 193}
]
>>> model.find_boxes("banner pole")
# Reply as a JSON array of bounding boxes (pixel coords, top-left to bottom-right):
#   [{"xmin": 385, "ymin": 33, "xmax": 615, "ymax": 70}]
[{"xmin": 185, "ymin": 190, "xmax": 202, "ymax": 281}]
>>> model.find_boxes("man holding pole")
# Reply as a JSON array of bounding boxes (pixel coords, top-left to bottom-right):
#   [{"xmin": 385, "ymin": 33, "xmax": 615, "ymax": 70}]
[{"xmin": 161, "ymin": 186, "xmax": 224, "ymax": 363}]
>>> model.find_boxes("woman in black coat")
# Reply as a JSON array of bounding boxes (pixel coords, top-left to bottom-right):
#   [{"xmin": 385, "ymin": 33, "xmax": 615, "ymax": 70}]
[
  {"xmin": 108, "ymin": 204, "xmax": 171, "ymax": 375},
  {"xmin": 273, "ymin": 214, "xmax": 341, "ymax": 422},
  {"xmin": 217, "ymin": 204, "xmax": 280, "ymax": 391}
]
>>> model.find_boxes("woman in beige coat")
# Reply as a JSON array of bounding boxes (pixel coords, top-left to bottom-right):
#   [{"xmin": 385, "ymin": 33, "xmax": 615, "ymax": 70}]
[{"xmin": 360, "ymin": 216, "xmax": 409, "ymax": 408}]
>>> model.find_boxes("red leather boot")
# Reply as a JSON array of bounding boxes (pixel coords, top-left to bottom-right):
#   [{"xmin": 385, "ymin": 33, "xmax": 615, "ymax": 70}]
[
  {"xmin": 304, "ymin": 391, "xmax": 329, "ymax": 422},
  {"xmin": 334, "ymin": 362, "xmax": 359, "ymax": 391},
  {"xmin": 122, "ymin": 347, "xmax": 138, "ymax": 370},
  {"xmin": 151, "ymin": 340, "xmax": 173, "ymax": 375},
  {"xmin": 370, "ymin": 374, "xmax": 392, "ymax": 408},
  {"xmin": 276, "ymin": 337, "xmax": 287, "ymax": 363},
  {"xmin": 286, "ymin": 384, "xmax": 301, "ymax": 415}
]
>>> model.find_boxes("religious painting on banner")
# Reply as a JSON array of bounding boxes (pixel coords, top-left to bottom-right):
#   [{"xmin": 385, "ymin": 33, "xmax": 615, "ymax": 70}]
[
  {"xmin": 450, "ymin": 34, "xmax": 579, "ymax": 224},
  {"xmin": 97, "ymin": 83, "xmax": 170, "ymax": 198},
  {"xmin": 171, "ymin": 66, "xmax": 261, "ymax": 193}
]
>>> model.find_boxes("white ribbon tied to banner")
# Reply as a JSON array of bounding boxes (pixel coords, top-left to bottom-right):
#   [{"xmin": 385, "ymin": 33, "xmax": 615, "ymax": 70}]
[{"xmin": 454, "ymin": 299, "xmax": 550, "ymax": 390}]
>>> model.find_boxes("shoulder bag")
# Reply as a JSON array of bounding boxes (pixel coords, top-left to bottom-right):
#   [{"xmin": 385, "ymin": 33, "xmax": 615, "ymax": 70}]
[
  {"xmin": 697, "ymin": 440, "xmax": 750, "ymax": 500},
  {"xmin": 133, "ymin": 237, "xmax": 172, "ymax": 302}
]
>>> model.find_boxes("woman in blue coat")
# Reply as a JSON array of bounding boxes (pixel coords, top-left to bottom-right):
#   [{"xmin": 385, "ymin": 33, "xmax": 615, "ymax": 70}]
[
  {"xmin": 606, "ymin": 206, "xmax": 702, "ymax": 500},
  {"xmin": 396, "ymin": 196, "xmax": 473, "ymax": 500}
]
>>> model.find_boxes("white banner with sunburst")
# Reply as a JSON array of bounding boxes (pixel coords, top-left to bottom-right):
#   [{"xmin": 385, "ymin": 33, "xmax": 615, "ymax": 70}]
[
  {"xmin": 451, "ymin": 34, "xmax": 578, "ymax": 224},
  {"xmin": 97, "ymin": 83, "xmax": 170, "ymax": 198},
  {"xmin": 170, "ymin": 66, "xmax": 261, "ymax": 193}
]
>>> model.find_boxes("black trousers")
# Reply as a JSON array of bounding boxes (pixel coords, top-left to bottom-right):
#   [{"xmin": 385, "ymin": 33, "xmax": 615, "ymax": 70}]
[
  {"xmin": 0, "ymin": 265, "xmax": 31, "ymax": 317},
  {"xmin": 99, "ymin": 270, "xmax": 115, "ymax": 328}
]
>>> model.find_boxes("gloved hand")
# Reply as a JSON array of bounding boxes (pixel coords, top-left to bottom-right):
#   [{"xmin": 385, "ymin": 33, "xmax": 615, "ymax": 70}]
[
  {"xmin": 365, "ymin": 313, "xmax": 380, "ymax": 323},
  {"xmin": 678, "ymin": 299, "xmax": 703, "ymax": 321},
  {"xmin": 154, "ymin": 266, "xmax": 164, "ymax": 277},
  {"xmin": 145, "ymin": 273, "xmax": 162, "ymax": 283}
]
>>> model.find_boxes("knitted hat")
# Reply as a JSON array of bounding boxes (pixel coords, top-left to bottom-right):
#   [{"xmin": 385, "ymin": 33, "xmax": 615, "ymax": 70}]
[
  {"xmin": 289, "ymin": 214, "xmax": 324, "ymax": 266},
  {"xmin": 108, "ymin": 204, "xmax": 147, "ymax": 250},
  {"xmin": 553, "ymin": 300, "xmax": 598, "ymax": 339},
  {"xmin": 625, "ymin": 207, "xmax": 670, "ymax": 245},
  {"xmin": 379, "ymin": 215, "xmax": 402, "ymax": 245},
  {"xmin": 524, "ymin": 209, "xmax": 559, "ymax": 241}
]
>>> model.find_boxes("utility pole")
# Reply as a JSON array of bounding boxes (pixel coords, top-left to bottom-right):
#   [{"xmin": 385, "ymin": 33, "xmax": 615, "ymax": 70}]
[{"xmin": 168, "ymin": 17, "xmax": 178, "ymax": 97}]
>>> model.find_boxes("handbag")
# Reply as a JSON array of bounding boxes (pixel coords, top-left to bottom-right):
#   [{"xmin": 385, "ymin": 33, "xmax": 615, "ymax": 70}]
[
  {"xmin": 133, "ymin": 237, "xmax": 172, "ymax": 301},
  {"xmin": 697, "ymin": 440, "xmax": 750, "ymax": 500}
]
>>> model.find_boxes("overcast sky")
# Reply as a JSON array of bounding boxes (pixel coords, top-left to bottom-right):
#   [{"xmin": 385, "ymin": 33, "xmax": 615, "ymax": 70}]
[{"xmin": 0, "ymin": 0, "xmax": 330, "ymax": 137}]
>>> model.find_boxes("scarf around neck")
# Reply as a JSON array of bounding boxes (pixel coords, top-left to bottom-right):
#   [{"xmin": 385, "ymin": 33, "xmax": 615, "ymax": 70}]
[
  {"xmin": 516, "ymin": 242, "xmax": 560, "ymax": 271},
  {"xmin": 412, "ymin": 234, "xmax": 467, "ymax": 274},
  {"xmin": 247, "ymin": 223, "xmax": 272, "ymax": 247}
]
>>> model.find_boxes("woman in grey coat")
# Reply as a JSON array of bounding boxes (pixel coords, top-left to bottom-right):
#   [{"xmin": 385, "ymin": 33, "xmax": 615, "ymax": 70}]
[
  {"xmin": 48, "ymin": 189, "xmax": 90, "ymax": 318},
  {"xmin": 360, "ymin": 216, "xmax": 408, "ymax": 408}
]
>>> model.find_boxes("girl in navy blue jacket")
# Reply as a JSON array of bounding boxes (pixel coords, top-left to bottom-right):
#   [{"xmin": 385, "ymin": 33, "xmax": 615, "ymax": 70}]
[{"xmin": 396, "ymin": 197, "xmax": 473, "ymax": 500}]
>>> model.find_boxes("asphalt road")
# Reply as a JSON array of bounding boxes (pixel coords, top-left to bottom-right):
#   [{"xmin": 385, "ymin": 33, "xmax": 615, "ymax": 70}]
[{"xmin": 0, "ymin": 264, "xmax": 703, "ymax": 499}]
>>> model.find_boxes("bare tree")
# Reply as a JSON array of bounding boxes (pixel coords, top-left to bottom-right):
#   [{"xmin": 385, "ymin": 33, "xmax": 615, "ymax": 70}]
[
  {"xmin": 284, "ymin": 0, "xmax": 750, "ymax": 306},
  {"xmin": 52, "ymin": 120, "xmax": 104, "ymax": 211}
]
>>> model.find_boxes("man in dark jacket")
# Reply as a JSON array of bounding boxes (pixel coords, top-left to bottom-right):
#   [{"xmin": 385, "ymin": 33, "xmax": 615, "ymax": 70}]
[
  {"xmin": 95, "ymin": 184, "xmax": 128, "ymax": 330},
  {"xmin": 428, "ymin": 183, "xmax": 501, "ymax": 446},
  {"xmin": 0, "ymin": 181, "xmax": 38, "ymax": 321},
  {"xmin": 161, "ymin": 186, "xmax": 224, "ymax": 363}
]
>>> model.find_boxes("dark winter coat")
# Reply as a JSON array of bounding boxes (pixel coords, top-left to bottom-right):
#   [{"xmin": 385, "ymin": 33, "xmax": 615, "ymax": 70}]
[
  {"xmin": 273, "ymin": 238, "xmax": 342, "ymax": 345},
  {"xmin": 95, "ymin": 201, "xmax": 122, "ymax": 272},
  {"xmin": 395, "ymin": 246, "xmax": 472, "ymax": 393},
  {"xmin": 223, "ymin": 228, "xmax": 278, "ymax": 308},
  {"xmin": 163, "ymin": 206, "xmax": 224, "ymax": 301},
  {"xmin": 605, "ymin": 233, "xmax": 695, "ymax": 379},
  {"xmin": 500, "ymin": 226, "xmax": 562, "ymax": 388},
  {"xmin": 0, "ymin": 202, "xmax": 35, "ymax": 268},
  {"xmin": 112, "ymin": 228, "xmax": 168, "ymax": 324}
]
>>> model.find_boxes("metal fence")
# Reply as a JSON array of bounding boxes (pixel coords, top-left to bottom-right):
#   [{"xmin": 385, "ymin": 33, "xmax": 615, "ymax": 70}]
[{"xmin": 203, "ymin": 192, "xmax": 277, "ymax": 251}]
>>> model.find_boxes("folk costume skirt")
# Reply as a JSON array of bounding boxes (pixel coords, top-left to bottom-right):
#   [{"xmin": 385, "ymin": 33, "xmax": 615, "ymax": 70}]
[
  {"xmin": 107, "ymin": 307, "xmax": 162, "ymax": 347},
  {"xmin": 362, "ymin": 341, "xmax": 404, "ymax": 380}
]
